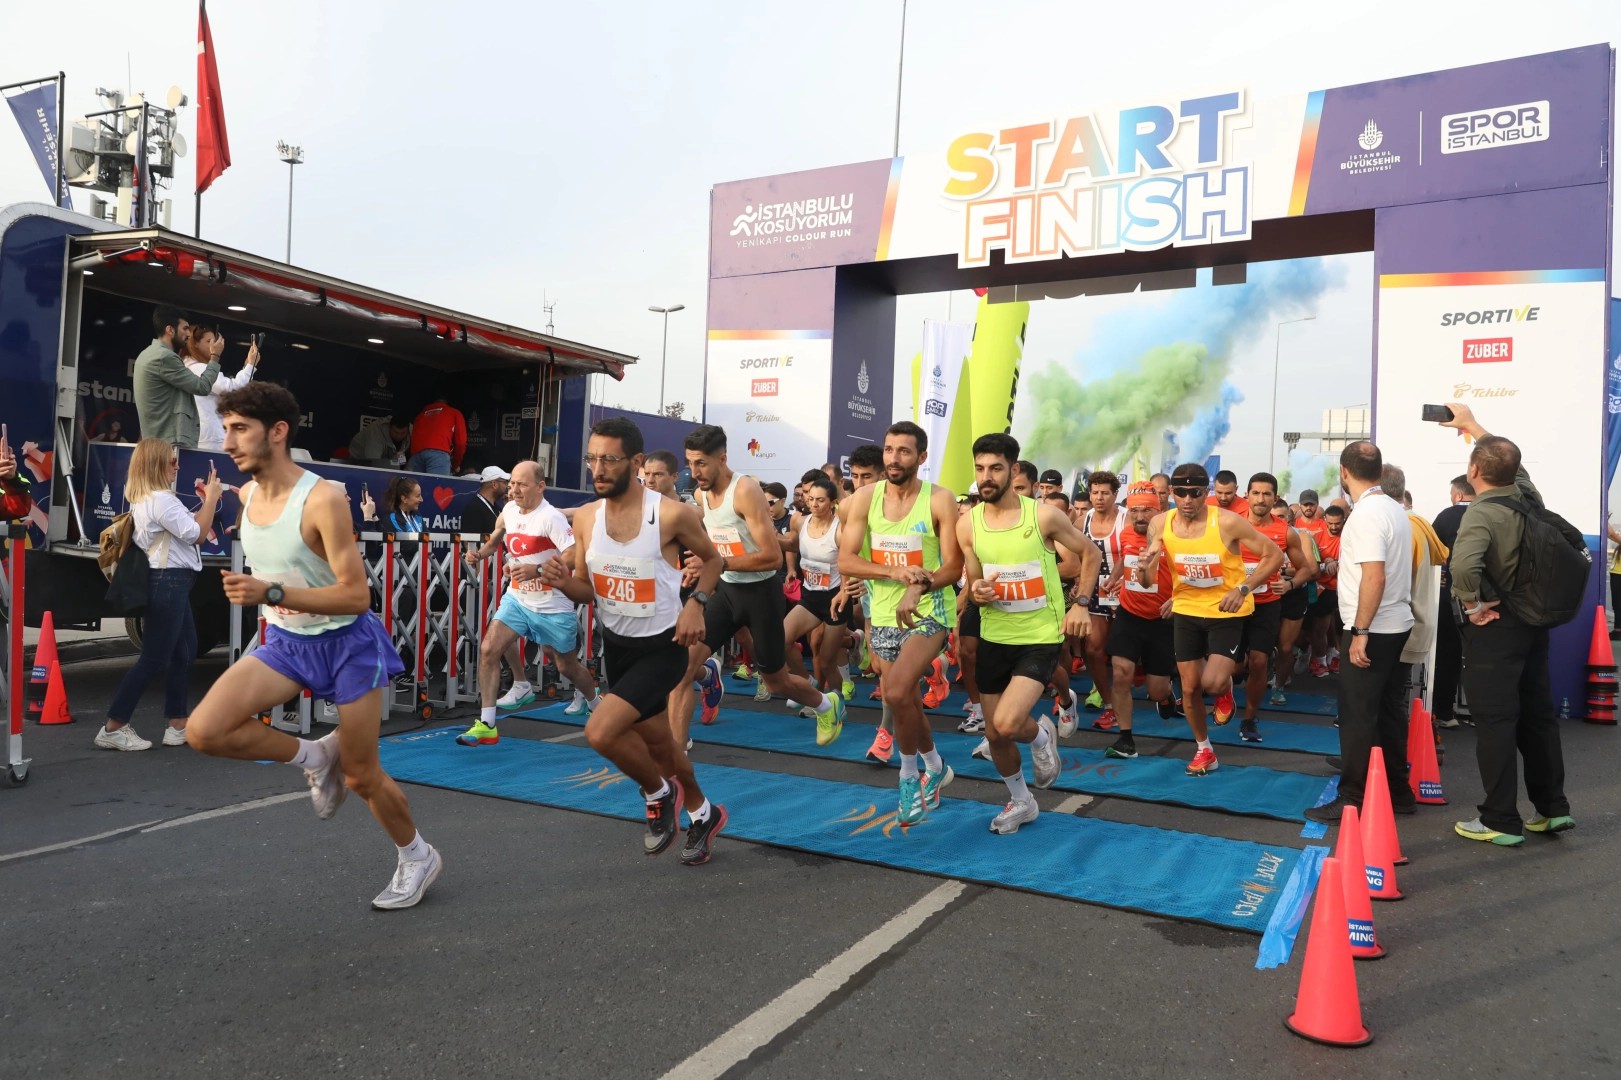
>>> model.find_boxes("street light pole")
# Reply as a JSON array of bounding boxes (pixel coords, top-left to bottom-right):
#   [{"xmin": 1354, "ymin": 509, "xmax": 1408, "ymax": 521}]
[
  {"xmin": 277, "ymin": 141, "xmax": 303, "ymax": 263},
  {"xmin": 648, "ymin": 304, "xmax": 685, "ymax": 415},
  {"xmin": 1269, "ymin": 314, "xmax": 1316, "ymax": 473}
]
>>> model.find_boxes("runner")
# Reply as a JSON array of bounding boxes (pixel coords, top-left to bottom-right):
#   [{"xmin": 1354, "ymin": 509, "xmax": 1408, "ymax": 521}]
[
  {"xmin": 1135, "ymin": 463, "xmax": 1283, "ymax": 775},
  {"xmin": 1101, "ymin": 482, "xmax": 1180, "ymax": 760},
  {"xmin": 1272, "ymin": 503, "xmax": 1320, "ymax": 703},
  {"xmin": 1148, "ymin": 472, "xmax": 1172, "ymax": 513},
  {"xmin": 837, "ymin": 445, "xmax": 890, "ymax": 761},
  {"xmin": 540, "ymin": 416, "xmax": 730, "ymax": 865},
  {"xmin": 1308, "ymin": 503, "xmax": 1346, "ymax": 676},
  {"xmin": 1207, "ymin": 470, "xmax": 1242, "ymax": 513},
  {"xmin": 186, "ymin": 383, "xmax": 439, "ymax": 910},
  {"xmin": 668, "ymin": 426, "xmax": 846, "ymax": 749},
  {"xmin": 1236, "ymin": 472, "xmax": 1315, "ymax": 742},
  {"xmin": 1080, "ymin": 472, "xmax": 1125, "ymax": 730},
  {"xmin": 960, "ymin": 434, "xmax": 1096, "ymax": 833},
  {"xmin": 458, "ymin": 460, "xmax": 597, "ymax": 745},
  {"xmin": 957, "ymin": 461, "xmax": 1037, "ymax": 736},
  {"xmin": 837, "ymin": 421, "xmax": 962, "ymax": 823},
  {"xmin": 776, "ymin": 473, "xmax": 854, "ymax": 730}
]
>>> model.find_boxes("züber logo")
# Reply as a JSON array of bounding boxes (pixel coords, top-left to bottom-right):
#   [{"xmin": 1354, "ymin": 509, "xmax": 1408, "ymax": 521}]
[{"xmin": 751, "ymin": 378, "xmax": 779, "ymax": 397}]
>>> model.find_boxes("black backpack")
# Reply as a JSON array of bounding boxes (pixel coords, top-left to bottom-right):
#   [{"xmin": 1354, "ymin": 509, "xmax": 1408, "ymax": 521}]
[{"xmin": 1491, "ymin": 497, "xmax": 1592, "ymax": 627}]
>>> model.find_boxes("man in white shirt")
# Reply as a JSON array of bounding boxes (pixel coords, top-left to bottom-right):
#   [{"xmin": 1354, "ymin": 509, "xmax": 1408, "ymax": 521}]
[
  {"xmin": 184, "ymin": 324, "xmax": 257, "ymax": 452},
  {"xmin": 1304, "ymin": 440, "xmax": 1415, "ymax": 824}
]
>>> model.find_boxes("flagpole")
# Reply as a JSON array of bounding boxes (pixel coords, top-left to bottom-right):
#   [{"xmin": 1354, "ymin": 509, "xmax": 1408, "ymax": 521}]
[
  {"xmin": 53, "ymin": 72, "xmax": 65, "ymax": 207},
  {"xmin": 195, "ymin": 193, "xmax": 202, "ymax": 238}
]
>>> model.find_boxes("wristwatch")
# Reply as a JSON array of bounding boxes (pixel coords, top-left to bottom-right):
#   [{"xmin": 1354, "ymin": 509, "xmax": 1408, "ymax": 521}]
[
  {"xmin": 690, "ymin": 589, "xmax": 711, "ymax": 607},
  {"xmin": 1238, "ymin": 583, "xmax": 1252, "ymax": 596},
  {"xmin": 265, "ymin": 583, "xmax": 286, "ymax": 607},
  {"xmin": 1350, "ymin": 627, "xmax": 1370, "ymax": 637}
]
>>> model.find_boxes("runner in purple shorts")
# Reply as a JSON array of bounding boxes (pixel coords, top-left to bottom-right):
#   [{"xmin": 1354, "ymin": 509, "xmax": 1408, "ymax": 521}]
[{"xmin": 187, "ymin": 382, "xmax": 441, "ymax": 911}]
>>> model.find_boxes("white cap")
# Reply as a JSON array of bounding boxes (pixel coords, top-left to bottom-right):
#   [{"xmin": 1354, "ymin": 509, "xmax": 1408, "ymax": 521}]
[{"xmin": 480, "ymin": 466, "xmax": 511, "ymax": 483}]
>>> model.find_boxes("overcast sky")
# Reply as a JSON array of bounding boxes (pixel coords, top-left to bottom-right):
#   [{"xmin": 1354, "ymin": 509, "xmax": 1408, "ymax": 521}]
[{"xmin": 2, "ymin": 0, "xmax": 1615, "ymax": 494}]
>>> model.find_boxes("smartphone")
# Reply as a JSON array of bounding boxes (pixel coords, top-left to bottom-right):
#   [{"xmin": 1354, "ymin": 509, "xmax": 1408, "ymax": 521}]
[
  {"xmin": 1421, "ymin": 404, "xmax": 1454, "ymax": 423},
  {"xmin": 361, "ymin": 483, "xmax": 369, "ymax": 501},
  {"xmin": 254, "ymin": 332, "xmax": 267, "ymax": 349}
]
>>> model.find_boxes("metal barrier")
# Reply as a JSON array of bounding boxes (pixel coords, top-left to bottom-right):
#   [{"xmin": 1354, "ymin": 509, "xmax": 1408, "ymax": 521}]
[{"xmin": 3, "ymin": 522, "xmax": 28, "ymax": 785}]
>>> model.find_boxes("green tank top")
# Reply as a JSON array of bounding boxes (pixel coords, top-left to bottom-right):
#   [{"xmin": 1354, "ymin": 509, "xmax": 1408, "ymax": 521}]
[
  {"xmin": 865, "ymin": 480, "xmax": 955, "ymax": 629},
  {"xmin": 971, "ymin": 497, "xmax": 1063, "ymax": 645}
]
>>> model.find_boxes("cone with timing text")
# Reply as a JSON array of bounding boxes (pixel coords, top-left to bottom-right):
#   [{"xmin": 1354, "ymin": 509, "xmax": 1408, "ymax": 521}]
[
  {"xmin": 26, "ymin": 609, "xmax": 58, "ymax": 720},
  {"xmin": 1361, "ymin": 748, "xmax": 1405, "ymax": 898},
  {"xmin": 1284, "ymin": 856, "xmax": 1374, "ymax": 1047},
  {"xmin": 1336, "ymin": 806, "xmax": 1386, "ymax": 960},
  {"xmin": 1405, "ymin": 698, "xmax": 1447, "ymax": 805},
  {"xmin": 39, "ymin": 659, "xmax": 73, "ymax": 725}
]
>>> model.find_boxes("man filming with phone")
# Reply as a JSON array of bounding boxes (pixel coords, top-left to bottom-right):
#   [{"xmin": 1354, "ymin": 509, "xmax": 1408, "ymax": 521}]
[{"xmin": 184, "ymin": 324, "xmax": 260, "ymax": 452}]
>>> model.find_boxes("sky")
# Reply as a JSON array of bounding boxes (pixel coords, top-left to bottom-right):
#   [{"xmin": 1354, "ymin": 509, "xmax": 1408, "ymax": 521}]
[{"xmin": 1, "ymin": 0, "xmax": 1616, "ymax": 490}]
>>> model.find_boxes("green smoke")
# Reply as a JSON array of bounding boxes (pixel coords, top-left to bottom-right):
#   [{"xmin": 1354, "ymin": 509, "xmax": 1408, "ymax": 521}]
[{"xmin": 1024, "ymin": 342, "xmax": 1225, "ymax": 468}]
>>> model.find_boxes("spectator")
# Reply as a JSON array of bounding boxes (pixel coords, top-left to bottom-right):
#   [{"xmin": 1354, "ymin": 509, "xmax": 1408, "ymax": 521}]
[
  {"xmin": 382, "ymin": 476, "xmax": 426, "ymax": 534},
  {"xmin": 1038, "ymin": 469, "xmax": 1065, "ymax": 499},
  {"xmin": 183, "ymin": 323, "xmax": 257, "ymax": 452},
  {"xmin": 1443, "ymin": 402, "xmax": 1573, "ymax": 845},
  {"xmin": 408, "ymin": 395, "xmax": 466, "ymax": 475},
  {"xmin": 95, "ymin": 438, "xmax": 221, "ymax": 751},
  {"xmin": 1381, "ymin": 465, "xmax": 1449, "ymax": 696},
  {"xmin": 1305, "ymin": 440, "xmax": 1415, "ymax": 824},
  {"xmin": 133, "ymin": 306, "xmax": 220, "ymax": 448},
  {"xmin": 349, "ymin": 416, "xmax": 412, "ymax": 469},
  {"xmin": 459, "ymin": 466, "xmax": 511, "ymax": 536},
  {"xmin": 1607, "ymin": 515, "xmax": 1621, "ymax": 638},
  {"xmin": 0, "ymin": 426, "xmax": 31, "ymax": 521},
  {"xmin": 1431, "ymin": 475, "xmax": 1474, "ymax": 727}
]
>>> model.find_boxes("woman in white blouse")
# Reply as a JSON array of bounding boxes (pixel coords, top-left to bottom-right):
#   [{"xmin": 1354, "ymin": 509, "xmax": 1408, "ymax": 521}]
[{"xmin": 95, "ymin": 439, "xmax": 222, "ymax": 751}]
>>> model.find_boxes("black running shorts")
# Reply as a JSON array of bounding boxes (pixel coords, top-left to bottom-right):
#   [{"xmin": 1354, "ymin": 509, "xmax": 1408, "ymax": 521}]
[
  {"xmin": 703, "ymin": 577, "xmax": 788, "ymax": 672},
  {"xmin": 1310, "ymin": 588, "xmax": 1339, "ymax": 618},
  {"xmin": 797, "ymin": 586, "xmax": 850, "ymax": 627},
  {"xmin": 602, "ymin": 626, "xmax": 688, "ymax": 723},
  {"xmin": 958, "ymin": 599, "xmax": 981, "ymax": 639},
  {"xmin": 1242, "ymin": 600, "xmax": 1284, "ymax": 657},
  {"xmin": 1173, "ymin": 613, "xmax": 1245, "ymax": 665},
  {"xmin": 975, "ymin": 638, "xmax": 1063, "ymax": 696},
  {"xmin": 1280, "ymin": 585, "xmax": 1309, "ymax": 621},
  {"xmin": 1106, "ymin": 608, "xmax": 1175, "ymax": 677}
]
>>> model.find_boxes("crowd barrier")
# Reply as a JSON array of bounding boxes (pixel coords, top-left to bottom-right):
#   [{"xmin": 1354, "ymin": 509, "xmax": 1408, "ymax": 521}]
[
  {"xmin": 229, "ymin": 531, "xmax": 598, "ymax": 734},
  {"xmin": 3, "ymin": 522, "xmax": 28, "ymax": 785}
]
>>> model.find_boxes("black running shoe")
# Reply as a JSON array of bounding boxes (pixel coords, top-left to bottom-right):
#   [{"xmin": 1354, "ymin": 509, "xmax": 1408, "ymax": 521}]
[
  {"xmin": 1155, "ymin": 698, "xmax": 1179, "ymax": 720},
  {"xmin": 1105, "ymin": 735, "xmax": 1138, "ymax": 759},
  {"xmin": 680, "ymin": 803, "xmax": 729, "ymax": 866},
  {"xmin": 1239, "ymin": 719, "xmax": 1263, "ymax": 743},
  {"xmin": 644, "ymin": 777, "xmax": 684, "ymax": 856}
]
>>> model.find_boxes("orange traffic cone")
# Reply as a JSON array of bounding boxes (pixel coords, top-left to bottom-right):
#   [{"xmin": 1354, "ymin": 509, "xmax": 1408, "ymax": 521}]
[
  {"xmin": 1406, "ymin": 698, "xmax": 1446, "ymax": 805},
  {"xmin": 1362, "ymin": 748, "xmax": 1405, "ymax": 898},
  {"xmin": 1586, "ymin": 607, "xmax": 1617, "ymax": 725},
  {"xmin": 1589, "ymin": 605, "xmax": 1616, "ymax": 668},
  {"xmin": 1336, "ymin": 806, "xmax": 1385, "ymax": 960},
  {"xmin": 40, "ymin": 661, "xmax": 73, "ymax": 724},
  {"xmin": 26, "ymin": 610, "xmax": 58, "ymax": 720},
  {"xmin": 1284, "ymin": 857, "xmax": 1374, "ymax": 1047}
]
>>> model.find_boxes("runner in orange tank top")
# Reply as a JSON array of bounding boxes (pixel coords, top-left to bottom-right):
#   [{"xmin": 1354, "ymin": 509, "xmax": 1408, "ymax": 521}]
[{"xmin": 1237, "ymin": 472, "xmax": 1316, "ymax": 742}]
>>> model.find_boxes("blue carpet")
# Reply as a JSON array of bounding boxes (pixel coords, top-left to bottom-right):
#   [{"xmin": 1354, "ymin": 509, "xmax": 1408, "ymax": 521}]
[
  {"xmin": 379, "ymin": 728, "xmax": 1320, "ymax": 938},
  {"xmin": 513, "ymin": 702, "xmax": 1334, "ymax": 823}
]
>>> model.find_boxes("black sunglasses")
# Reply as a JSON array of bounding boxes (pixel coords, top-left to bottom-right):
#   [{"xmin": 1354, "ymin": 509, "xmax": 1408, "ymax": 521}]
[{"xmin": 1171, "ymin": 486, "xmax": 1206, "ymax": 498}]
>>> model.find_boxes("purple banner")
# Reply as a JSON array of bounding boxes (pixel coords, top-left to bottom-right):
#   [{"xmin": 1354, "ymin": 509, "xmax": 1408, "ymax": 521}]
[
  {"xmin": 3, "ymin": 82, "xmax": 71, "ymax": 208},
  {"xmin": 710, "ymin": 159, "xmax": 896, "ymax": 279}
]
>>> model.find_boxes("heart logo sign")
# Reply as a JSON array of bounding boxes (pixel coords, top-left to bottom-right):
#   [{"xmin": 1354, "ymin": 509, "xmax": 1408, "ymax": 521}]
[{"xmin": 433, "ymin": 486, "xmax": 455, "ymax": 510}]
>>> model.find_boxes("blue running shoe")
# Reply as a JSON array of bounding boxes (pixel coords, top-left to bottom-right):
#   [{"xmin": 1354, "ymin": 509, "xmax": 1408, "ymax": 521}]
[{"xmin": 699, "ymin": 656, "xmax": 724, "ymax": 725}]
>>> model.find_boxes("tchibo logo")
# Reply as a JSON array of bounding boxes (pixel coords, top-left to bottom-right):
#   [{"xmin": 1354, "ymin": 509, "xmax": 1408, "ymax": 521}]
[
  {"xmin": 1462, "ymin": 337, "xmax": 1512, "ymax": 364},
  {"xmin": 1441, "ymin": 100, "xmax": 1549, "ymax": 155},
  {"xmin": 1440, "ymin": 305, "xmax": 1538, "ymax": 327},
  {"xmin": 750, "ymin": 378, "xmax": 779, "ymax": 397}
]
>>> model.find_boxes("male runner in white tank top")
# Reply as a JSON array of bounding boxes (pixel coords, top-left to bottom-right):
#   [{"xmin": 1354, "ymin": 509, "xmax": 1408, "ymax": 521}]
[
  {"xmin": 543, "ymin": 417, "xmax": 731, "ymax": 864},
  {"xmin": 187, "ymin": 383, "xmax": 440, "ymax": 910}
]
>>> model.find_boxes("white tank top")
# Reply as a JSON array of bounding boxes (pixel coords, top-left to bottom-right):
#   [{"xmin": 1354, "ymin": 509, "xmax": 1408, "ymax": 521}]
[
  {"xmin": 702, "ymin": 476, "xmax": 774, "ymax": 584},
  {"xmin": 588, "ymin": 487, "xmax": 684, "ymax": 637},
  {"xmin": 240, "ymin": 470, "xmax": 353, "ymax": 636},
  {"xmin": 797, "ymin": 513, "xmax": 841, "ymax": 592},
  {"xmin": 1084, "ymin": 507, "xmax": 1126, "ymax": 607}
]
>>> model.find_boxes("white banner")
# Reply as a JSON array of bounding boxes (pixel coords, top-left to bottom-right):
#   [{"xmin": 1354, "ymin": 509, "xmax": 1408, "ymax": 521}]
[
  {"xmin": 1374, "ymin": 275, "xmax": 1606, "ymax": 531},
  {"xmin": 915, "ymin": 320, "xmax": 973, "ymax": 484},
  {"xmin": 704, "ymin": 332, "xmax": 833, "ymax": 488}
]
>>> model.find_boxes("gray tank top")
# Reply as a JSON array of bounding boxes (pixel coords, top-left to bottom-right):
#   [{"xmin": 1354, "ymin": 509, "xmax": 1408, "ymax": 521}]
[
  {"xmin": 240, "ymin": 470, "xmax": 354, "ymax": 636},
  {"xmin": 702, "ymin": 476, "xmax": 774, "ymax": 584}
]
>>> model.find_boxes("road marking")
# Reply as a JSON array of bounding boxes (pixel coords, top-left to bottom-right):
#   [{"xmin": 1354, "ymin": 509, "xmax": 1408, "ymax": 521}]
[
  {"xmin": 0, "ymin": 820, "xmax": 165, "ymax": 863},
  {"xmin": 663, "ymin": 880, "xmax": 966, "ymax": 1080},
  {"xmin": 544, "ymin": 730, "xmax": 589, "ymax": 744},
  {"xmin": 142, "ymin": 791, "xmax": 306, "ymax": 832},
  {"xmin": 1053, "ymin": 794, "xmax": 1094, "ymax": 814}
]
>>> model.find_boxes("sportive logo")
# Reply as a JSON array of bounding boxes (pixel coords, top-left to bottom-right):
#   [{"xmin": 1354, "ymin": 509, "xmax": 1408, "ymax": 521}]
[
  {"xmin": 1462, "ymin": 337, "xmax": 1512, "ymax": 364},
  {"xmin": 1357, "ymin": 119, "xmax": 1383, "ymax": 150},
  {"xmin": 750, "ymin": 378, "xmax": 779, "ymax": 397},
  {"xmin": 1440, "ymin": 305, "xmax": 1538, "ymax": 327},
  {"xmin": 1338, "ymin": 117, "xmax": 1401, "ymax": 176},
  {"xmin": 738, "ymin": 354, "xmax": 793, "ymax": 369},
  {"xmin": 727, "ymin": 194, "xmax": 856, "ymax": 247},
  {"xmin": 1441, "ymin": 100, "xmax": 1549, "ymax": 154}
]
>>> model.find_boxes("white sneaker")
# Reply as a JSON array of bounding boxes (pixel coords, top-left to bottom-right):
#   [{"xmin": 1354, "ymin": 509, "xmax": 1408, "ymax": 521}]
[
  {"xmin": 94, "ymin": 724, "xmax": 152, "ymax": 751},
  {"xmin": 371, "ymin": 846, "xmax": 443, "ymax": 910},
  {"xmin": 161, "ymin": 726, "xmax": 189, "ymax": 747},
  {"xmin": 957, "ymin": 704, "xmax": 984, "ymax": 733},
  {"xmin": 970, "ymin": 736, "xmax": 992, "ymax": 761},
  {"xmin": 1031, "ymin": 717, "xmax": 1062, "ymax": 789},
  {"xmin": 1055, "ymin": 698, "xmax": 1079, "ymax": 738},
  {"xmin": 563, "ymin": 690, "xmax": 591, "ymax": 716},
  {"xmin": 990, "ymin": 797, "xmax": 1039, "ymax": 834},
  {"xmin": 497, "ymin": 682, "xmax": 536, "ymax": 710},
  {"xmin": 304, "ymin": 732, "xmax": 347, "ymax": 820},
  {"xmin": 754, "ymin": 680, "xmax": 772, "ymax": 702},
  {"xmin": 686, "ymin": 738, "xmax": 693, "ymax": 751}
]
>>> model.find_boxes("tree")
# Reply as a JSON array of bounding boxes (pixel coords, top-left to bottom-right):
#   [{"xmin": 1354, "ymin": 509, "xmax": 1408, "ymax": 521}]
[{"xmin": 662, "ymin": 402, "xmax": 687, "ymax": 419}]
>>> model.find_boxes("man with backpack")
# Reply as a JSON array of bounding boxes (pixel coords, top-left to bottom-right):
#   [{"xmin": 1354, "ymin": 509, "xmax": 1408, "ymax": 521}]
[{"xmin": 1444, "ymin": 402, "xmax": 1578, "ymax": 846}]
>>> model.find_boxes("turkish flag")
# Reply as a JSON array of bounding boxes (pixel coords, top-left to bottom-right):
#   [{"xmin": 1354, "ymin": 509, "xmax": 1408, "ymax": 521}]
[{"xmin": 196, "ymin": 0, "xmax": 231, "ymax": 195}]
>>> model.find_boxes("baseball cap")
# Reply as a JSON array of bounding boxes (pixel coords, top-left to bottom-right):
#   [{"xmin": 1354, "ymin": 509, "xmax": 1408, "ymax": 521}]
[
  {"xmin": 1299, "ymin": 488, "xmax": 1320, "ymax": 505},
  {"xmin": 1039, "ymin": 469, "xmax": 1064, "ymax": 486},
  {"xmin": 1124, "ymin": 482, "xmax": 1160, "ymax": 509},
  {"xmin": 480, "ymin": 466, "xmax": 511, "ymax": 483}
]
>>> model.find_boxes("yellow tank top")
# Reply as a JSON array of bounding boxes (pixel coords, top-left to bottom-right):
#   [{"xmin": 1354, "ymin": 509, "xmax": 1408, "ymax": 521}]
[{"xmin": 1163, "ymin": 507, "xmax": 1252, "ymax": 619}]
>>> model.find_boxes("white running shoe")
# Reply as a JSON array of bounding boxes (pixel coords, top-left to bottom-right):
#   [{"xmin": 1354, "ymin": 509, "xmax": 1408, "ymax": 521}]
[
  {"xmin": 754, "ymin": 680, "xmax": 772, "ymax": 702},
  {"xmin": 563, "ymin": 690, "xmax": 591, "ymax": 716},
  {"xmin": 371, "ymin": 846, "xmax": 443, "ymax": 910},
  {"xmin": 94, "ymin": 725, "xmax": 152, "ymax": 751},
  {"xmin": 970, "ymin": 736, "xmax": 992, "ymax": 761},
  {"xmin": 497, "ymin": 681, "xmax": 536, "ymax": 710},
  {"xmin": 957, "ymin": 703, "xmax": 984, "ymax": 733},
  {"xmin": 304, "ymin": 732, "xmax": 347, "ymax": 820},
  {"xmin": 990, "ymin": 797, "xmax": 1039, "ymax": 835},
  {"xmin": 1031, "ymin": 717, "xmax": 1062, "ymax": 789},
  {"xmin": 1055, "ymin": 698, "xmax": 1079, "ymax": 738},
  {"xmin": 161, "ymin": 726, "xmax": 188, "ymax": 747}
]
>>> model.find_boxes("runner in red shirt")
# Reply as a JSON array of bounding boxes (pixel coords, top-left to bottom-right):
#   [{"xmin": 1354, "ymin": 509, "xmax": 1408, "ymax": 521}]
[{"xmin": 1100, "ymin": 482, "xmax": 1179, "ymax": 760}]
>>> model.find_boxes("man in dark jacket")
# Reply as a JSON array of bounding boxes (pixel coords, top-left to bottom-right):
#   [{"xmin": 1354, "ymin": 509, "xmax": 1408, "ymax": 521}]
[
  {"xmin": 1443, "ymin": 402, "xmax": 1573, "ymax": 846},
  {"xmin": 459, "ymin": 466, "xmax": 510, "ymax": 536}
]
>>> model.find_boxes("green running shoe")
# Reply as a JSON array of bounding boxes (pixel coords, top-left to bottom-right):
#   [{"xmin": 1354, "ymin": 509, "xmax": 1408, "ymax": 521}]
[
  {"xmin": 455, "ymin": 720, "xmax": 499, "ymax": 746},
  {"xmin": 1084, "ymin": 687, "xmax": 1104, "ymax": 711},
  {"xmin": 897, "ymin": 776, "xmax": 925, "ymax": 825},
  {"xmin": 816, "ymin": 692, "xmax": 846, "ymax": 747},
  {"xmin": 1525, "ymin": 815, "xmax": 1574, "ymax": 834},
  {"xmin": 921, "ymin": 763, "xmax": 955, "ymax": 809}
]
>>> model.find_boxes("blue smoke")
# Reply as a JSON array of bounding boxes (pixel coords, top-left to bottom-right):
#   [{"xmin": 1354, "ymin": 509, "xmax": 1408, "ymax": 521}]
[{"xmin": 1182, "ymin": 383, "xmax": 1245, "ymax": 464}]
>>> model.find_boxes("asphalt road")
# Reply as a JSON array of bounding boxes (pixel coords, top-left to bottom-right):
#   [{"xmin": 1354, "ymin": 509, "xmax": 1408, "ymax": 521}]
[{"xmin": 2, "ymin": 648, "xmax": 1617, "ymax": 1079}]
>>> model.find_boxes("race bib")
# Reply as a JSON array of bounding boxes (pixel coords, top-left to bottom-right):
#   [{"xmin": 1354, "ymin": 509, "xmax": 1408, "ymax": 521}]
[
  {"xmin": 587, "ymin": 552, "xmax": 656, "ymax": 617},
  {"xmin": 1123, "ymin": 553, "xmax": 1159, "ymax": 595},
  {"xmin": 1242, "ymin": 559, "xmax": 1270, "ymax": 595},
  {"xmin": 984, "ymin": 561, "xmax": 1047, "ymax": 613},
  {"xmin": 707, "ymin": 525, "xmax": 745, "ymax": 560},
  {"xmin": 872, "ymin": 533, "xmax": 923, "ymax": 568},
  {"xmin": 263, "ymin": 568, "xmax": 322, "ymax": 629},
  {"xmin": 801, "ymin": 558, "xmax": 834, "ymax": 591},
  {"xmin": 1174, "ymin": 552, "xmax": 1224, "ymax": 588}
]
